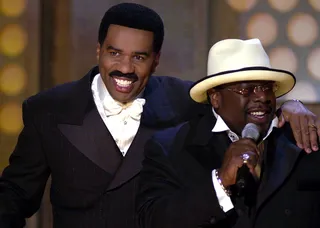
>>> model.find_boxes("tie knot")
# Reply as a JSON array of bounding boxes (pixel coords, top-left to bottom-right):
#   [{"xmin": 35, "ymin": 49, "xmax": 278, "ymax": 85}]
[{"xmin": 103, "ymin": 96, "xmax": 145, "ymax": 120}]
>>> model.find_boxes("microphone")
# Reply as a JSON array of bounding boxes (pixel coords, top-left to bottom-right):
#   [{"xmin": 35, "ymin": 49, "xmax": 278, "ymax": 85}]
[{"xmin": 235, "ymin": 123, "xmax": 260, "ymax": 196}]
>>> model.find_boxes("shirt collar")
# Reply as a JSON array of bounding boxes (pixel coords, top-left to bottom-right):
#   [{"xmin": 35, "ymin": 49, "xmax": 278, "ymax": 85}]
[{"xmin": 211, "ymin": 107, "xmax": 278, "ymax": 141}]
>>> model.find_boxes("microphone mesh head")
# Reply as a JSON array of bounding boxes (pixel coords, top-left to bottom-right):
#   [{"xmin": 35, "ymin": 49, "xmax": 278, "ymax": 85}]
[{"xmin": 241, "ymin": 123, "xmax": 260, "ymax": 142}]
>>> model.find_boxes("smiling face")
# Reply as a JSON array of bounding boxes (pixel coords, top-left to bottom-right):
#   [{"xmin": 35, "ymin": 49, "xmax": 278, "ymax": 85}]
[
  {"xmin": 208, "ymin": 80, "xmax": 277, "ymax": 136},
  {"xmin": 97, "ymin": 24, "xmax": 160, "ymax": 103}
]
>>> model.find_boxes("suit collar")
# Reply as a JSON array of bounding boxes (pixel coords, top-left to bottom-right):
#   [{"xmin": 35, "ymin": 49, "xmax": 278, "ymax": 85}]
[
  {"xmin": 52, "ymin": 66, "xmax": 98, "ymax": 125},
  {"xmin": 58, "ymin": 108, "xmax": 123, "ymax": 177},
  {"xmin": 256, "ymin": 127, "xmax": 303, "ymax": 211},
  {"xmin": 189, "ymin": 111, "xmax": 217, "ymax": 146},
  {"xmin": 141, "ymin": 76, "xmax": 177, "ymax": 127},
  {"xmin": 142, "ymin": 76, "xmax": 210, "ymax": 128}
]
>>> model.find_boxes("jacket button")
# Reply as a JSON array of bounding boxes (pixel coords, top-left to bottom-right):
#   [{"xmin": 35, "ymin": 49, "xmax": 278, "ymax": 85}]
[
  {"xmin": 210, "ymin": 217, "xmax": 216, "ymax": 224},
  {"xmin": 284, "ymin": 209, "xmax": 292, "ymax": 216},
  {"xmin": 237, "ymin": 209, "xmax": 244, "ymax": 216}
]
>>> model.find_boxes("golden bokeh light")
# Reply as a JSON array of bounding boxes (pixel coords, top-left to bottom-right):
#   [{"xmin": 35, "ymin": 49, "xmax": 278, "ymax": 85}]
[
  {"xmin": 287, "ymin": 13, "xmax": 318, "ymax": 47},
  {"xmin": 309, "ymin": 0, "xmax": 320, "ymax": 11},
  {"xmin": 307, "ymin": 47, "xmax": 320, "ymax": 80},
  {"xmin": 247, "ymin": 13, "xmax": 278, "ymax": 46},
  {"xmin": 0, "ymin": 64, "xmax": 27, "ymax": 96},
  {"xmin": 0, "ymin": 102, "xmax": 23, "ymax": 135},
  {"xmin": 269, "ymin": 47, "xmax": 298, "ymax": 73},
  {"xmin": 268, "ymin": 0, "xmax": 299, "ymax": 13},
  {"xmin": 0, "ymin": 24, "xmax": 27, "ymax": 57},
  {"xmin": 226, "ymin": 0, "xmax": 257, "ymax": 12},
  {"xmin": 0, "ymin": 0, "xmax": 26, "ymax": 17},
  {"xmin": 284, "ymin": 81, "xmax": 318, "ymax": 103}
]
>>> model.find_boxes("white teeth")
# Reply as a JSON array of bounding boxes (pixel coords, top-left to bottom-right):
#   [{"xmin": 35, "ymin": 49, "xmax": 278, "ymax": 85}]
[
  {"xmin": 114, "ymin": 78, "xmax": 132, "ymax": 87},
  {"xmin": 250, "ymin": 111, "xmax": 265, "ymax": 116}
]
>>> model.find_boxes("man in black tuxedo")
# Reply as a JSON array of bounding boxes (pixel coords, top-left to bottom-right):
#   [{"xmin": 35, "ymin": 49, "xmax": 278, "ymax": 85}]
[
  {"xmin": 138, "ymin": 38, "xmax": 320, "ymax": 228},
  {"xmin": 0, "ymin": 3, "xmax": 319, "ymax": 228}
]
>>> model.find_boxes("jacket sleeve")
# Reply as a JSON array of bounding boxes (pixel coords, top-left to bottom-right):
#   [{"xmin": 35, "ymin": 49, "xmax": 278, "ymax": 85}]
[
  {"xmin": 137, "ymin": 135, "xmax": 228, "ymax": 228},
  {"xmin": 0, "ymin": 100, "xmax": 50, "ymax": 228}
]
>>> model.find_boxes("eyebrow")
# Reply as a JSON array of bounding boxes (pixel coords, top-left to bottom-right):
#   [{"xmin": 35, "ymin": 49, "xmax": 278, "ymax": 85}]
[
  {"xmin": 106, "ymin": 45, "xmax": 122, "ymax": 52},
  {"xmin": 134, "ymin": 51, "xmax": 149, "ymax": 57},
  {"xmin": 106, "ymin": 45, "xmax": 150, "ymax": 56}
]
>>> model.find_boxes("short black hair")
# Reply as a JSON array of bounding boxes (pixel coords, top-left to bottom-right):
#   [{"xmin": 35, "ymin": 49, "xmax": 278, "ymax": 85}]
[{"xmin": 98, "ymin": 2, "xmax": 164, "ymax": 53}]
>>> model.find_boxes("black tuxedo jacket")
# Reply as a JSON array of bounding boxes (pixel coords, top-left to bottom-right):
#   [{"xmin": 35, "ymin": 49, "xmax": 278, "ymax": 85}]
[
  {"xmin": 138, "ymin": 111, "xmax": 320, "ymax": 228},
  {"xmin": 0, "ymin": 66, "xmax": 208, "ymax": 228}
]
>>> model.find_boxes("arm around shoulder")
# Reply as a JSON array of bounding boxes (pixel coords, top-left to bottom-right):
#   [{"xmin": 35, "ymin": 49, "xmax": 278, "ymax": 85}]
[{"xmin": 0, "ymin": 100, "xmax": 50, "ymax": 227}]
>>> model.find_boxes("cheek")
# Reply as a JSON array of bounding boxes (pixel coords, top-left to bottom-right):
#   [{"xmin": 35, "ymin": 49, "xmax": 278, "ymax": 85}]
[
  {"xmin": 232, "ymin": 98, "xmax": 248, "ymax": 120},
  {"xmin": 99, "ymin": 55, "xmax": 116, "ymax": 70},
  {"xmin": 135, "ymin": 62, "xmax": 154, "ymax": 78}
]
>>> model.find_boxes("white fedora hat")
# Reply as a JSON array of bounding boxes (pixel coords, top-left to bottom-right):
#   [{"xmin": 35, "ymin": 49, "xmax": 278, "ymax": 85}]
[{"xmin": 189, "ymin": 38, "xmax": 296, "ymax": 103}]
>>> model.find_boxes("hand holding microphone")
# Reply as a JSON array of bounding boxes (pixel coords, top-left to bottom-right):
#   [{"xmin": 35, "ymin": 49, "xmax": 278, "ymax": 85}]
[
  {"xmin": 217, "ymin": 123, "xmax": 260, "ymax": 194},
  {"xmin": 236, "ymin": 123, "xmax": 260, "ymax": 196}
]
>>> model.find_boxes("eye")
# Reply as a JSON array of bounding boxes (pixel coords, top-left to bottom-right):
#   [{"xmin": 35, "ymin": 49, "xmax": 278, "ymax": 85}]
[
  {"xmin": 109, "ymin": 51, "xmax": 120, "ymax": 57},
  {"xmin": 133, "ymin": 55, "xmax": 145, "ymax": 61},
  {"xmin": 239, "ymin": 88, "xmax": 250, "ymax": 95},
  {"xmin": 261, "ymin": 83, "xmax": 274, "ymax": 91}
]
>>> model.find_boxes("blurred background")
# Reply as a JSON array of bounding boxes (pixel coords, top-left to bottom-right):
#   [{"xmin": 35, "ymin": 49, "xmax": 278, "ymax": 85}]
[{"xmin": 0, "ymin": 0, "xmax": 320, "ymax": 227}]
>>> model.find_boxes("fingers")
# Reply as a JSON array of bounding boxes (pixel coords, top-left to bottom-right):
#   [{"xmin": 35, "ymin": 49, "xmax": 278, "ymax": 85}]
[
  {"xmin": 241, "ymin": 151, "xmax": 258, "ymax": 173},
  {"xmin": 316, "ymin": 119, "xmax": 320, "ymax": 144},
  {"xmin": 288, "ymin": 114, "xmax": 304, "ymax": 149},
  {"xmin": 307, "ymin": 118, "xmax": 319, "ymax": 152},
  {"xmin": 280, "ymin": 101, "xmax": 320, "ymax": 152},
  {"xmin": 299, "ymin": 115, "xmax": 312, "ymax": 153},
  {"xmin": 219, "ymin": 143, "xmax": 259, "ymax": 187},
  {"xmin": 296, "ymin": 112, "xmax": 320, "ymax": 153},
  {"xmin": 242, "ymin": 151, "xmax": 258, "ymax": 167}
]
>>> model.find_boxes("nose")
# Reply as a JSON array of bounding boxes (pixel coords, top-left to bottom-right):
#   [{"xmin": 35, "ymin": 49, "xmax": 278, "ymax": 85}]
[
  {"xmin": 252, "ymin": 88, "xmax": 270, "ymax": 103},
  {"xmin": 117, "ymin": 56, "xmax": 134, "ymax": 74}
]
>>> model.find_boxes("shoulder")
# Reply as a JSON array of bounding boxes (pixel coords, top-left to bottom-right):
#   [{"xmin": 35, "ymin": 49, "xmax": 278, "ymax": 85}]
[
  {"xmin": 27, "ymin": 80, "xmax": 77, "ymax": 103},
  {"xmin": 150, "ymin": 115, "xmax": 202, "ymax": 156},
  {"xmin": 145, "ymin": 75, "xmax": 193, "ymax": 98},
  {"xmin": 25, "ymin": 67, "xmax": 97, "ymax": 114},
  {"xmin": 148, "ymin": 75, "xmax": 193, "ymax": 89},
  {"xmin": 151, "ymin": 122, "xmax": 190, "ymax": 153},
  {"xmin": 24, "ymin": 74, "xmax": 90, "ymax": 114},
  {"xmin": 142, "ymin": 75, "xmax": 210, "ymax": 127},
  {"xmin": 25, "ymin": 80, "xmax": 80, "ymax": 112}
]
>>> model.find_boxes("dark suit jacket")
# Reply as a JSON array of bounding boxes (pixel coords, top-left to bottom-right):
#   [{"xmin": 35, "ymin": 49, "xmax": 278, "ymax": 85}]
[
  {"xmin": 0, "ymin": 66, "xmax": 209, "ymax": 228},
  {"xmin": 138, "ymin": 111, "xmax": 320, "ymax": 228}
]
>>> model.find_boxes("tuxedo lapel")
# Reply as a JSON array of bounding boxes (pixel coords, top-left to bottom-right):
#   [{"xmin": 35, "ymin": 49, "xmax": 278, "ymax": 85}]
[
  {"xmin": 54, "ymin": 66, "xmax": 123, "ymax": 176},
  {"xmin": 185, "ymin": 113, "xmax": 230, "ymax": 170},
  {"xmin": 209, "ymin": 132, "xmax": 232, "ymax": 160},
  {"xmin": 58, "ymin": 107, "xmax": 123, "ymax": 175},
  {"xmin": 107, "ymin": 125, "xmax": 156, "ymax": 190},
  {"xmin": 256, "ymin": 131, "xmax": 302, "ymax": 211}
]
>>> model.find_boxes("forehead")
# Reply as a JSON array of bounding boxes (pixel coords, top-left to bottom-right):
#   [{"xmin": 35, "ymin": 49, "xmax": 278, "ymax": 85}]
[{"xmin": 104, "ymin": 24, "xmax": 154, "ymax": 51}]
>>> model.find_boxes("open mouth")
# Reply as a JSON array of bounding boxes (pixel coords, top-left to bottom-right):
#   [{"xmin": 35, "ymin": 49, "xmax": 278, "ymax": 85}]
[
  {"xmin": 114, "ymin": 78, "xmax": 133, "ymax": 87},
  {"xmin": 249, "ymin": 111, "xmax": 266, "ymax": 119},
  {"xmin": 112, "ymin": 77, "xmax": 136, "ymax": 93},
  {"xmin": 247, "ymin": 110, "xmax": 271, "ymax": 123}
]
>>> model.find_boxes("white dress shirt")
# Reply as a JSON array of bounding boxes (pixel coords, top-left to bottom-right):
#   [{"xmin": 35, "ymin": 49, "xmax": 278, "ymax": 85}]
[
  {"xmin": 91, "ymin": 74, "xmax": 145, "ymax": 156},
  {"xmin": 211, "ymin": 108, "xmax": 278, "ymax": 212}
]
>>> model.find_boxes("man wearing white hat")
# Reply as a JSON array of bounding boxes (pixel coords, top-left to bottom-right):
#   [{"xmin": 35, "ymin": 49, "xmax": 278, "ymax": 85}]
[{"xmin": 137, "ymin": 38, "xmax": 320, "ymax": 228}]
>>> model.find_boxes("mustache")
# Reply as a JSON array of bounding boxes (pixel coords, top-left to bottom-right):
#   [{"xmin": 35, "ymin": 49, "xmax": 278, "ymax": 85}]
[{"xmin": 109, "ymin": 70, "xmax": 138, "ymax": 80}]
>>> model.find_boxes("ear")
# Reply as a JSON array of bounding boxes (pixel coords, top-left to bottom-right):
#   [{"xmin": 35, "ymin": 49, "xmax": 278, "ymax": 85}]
[
  {"xmin": 151, "ymin": 52, "xmax": 161, "ymax": 73},
  {"xmin": 96, "ymin": 43, "xmax": 101, "ymax": 63},
  {"xmin": 208, "ymin": 89, "xmax": 221, "ymax": 109}
]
